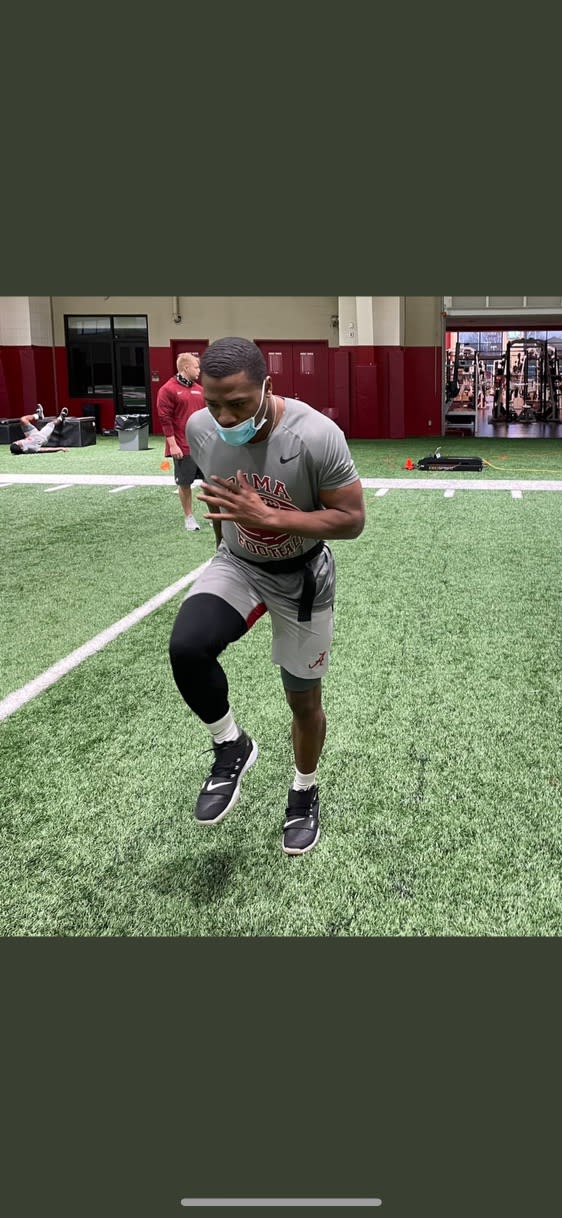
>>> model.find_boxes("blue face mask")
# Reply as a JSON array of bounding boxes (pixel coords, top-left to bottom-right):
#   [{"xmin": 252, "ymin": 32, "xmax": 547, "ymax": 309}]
[{"xmin": 210, "ymin": 379, "xmax": 268, "ymax": 446}]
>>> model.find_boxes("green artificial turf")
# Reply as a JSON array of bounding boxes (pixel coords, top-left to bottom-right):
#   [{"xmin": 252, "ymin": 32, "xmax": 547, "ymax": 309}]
[
  {"xmin": 350, "ymin": 437, "xmax": 562, "ymax": 479},
  {"xmin": 2, "ymin": 433, "xmax": 562, "ymax": 479},
  {"xmin": 2, "ymin": 488, "xmax": 562, "ymax": 936},
  {"xmin": 0, "ymin": 484, "xmax": 214, "ymax": 698},
  {"xmin": 0, "ymin": 435, "xmax": 170, "ymax": 478}
]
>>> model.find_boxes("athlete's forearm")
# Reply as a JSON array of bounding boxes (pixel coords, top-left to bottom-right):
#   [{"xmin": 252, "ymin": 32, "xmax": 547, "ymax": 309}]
[
  {"xmin": 265, "ymin": 507, "xmax": 363, "ymax": 540},
  {"xmin": 213, "ymin": 520, "xmax": 223, "ymax": 548}
]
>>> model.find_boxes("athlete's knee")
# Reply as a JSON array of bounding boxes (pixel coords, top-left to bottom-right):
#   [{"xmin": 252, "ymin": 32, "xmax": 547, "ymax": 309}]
[
  {"xmin": 169, "ymin": 613, "xmax": 214, "ymax": 671},
  {"xmin": 169, "ymin": 627, "xmax": 199, "ymax": 672},
  {"xmin": 169, "ymin": 593, "xmax": 246, "ymax": 672}
]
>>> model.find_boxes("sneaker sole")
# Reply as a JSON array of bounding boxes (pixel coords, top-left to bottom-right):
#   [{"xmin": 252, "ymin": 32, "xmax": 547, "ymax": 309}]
[
  {"xmin": 282, "ymin": 825, "xmax": 320, "ymax": 856},
  {"xmin": 196, "ymin": 740, "xmax": 259, "ymax": 826}
]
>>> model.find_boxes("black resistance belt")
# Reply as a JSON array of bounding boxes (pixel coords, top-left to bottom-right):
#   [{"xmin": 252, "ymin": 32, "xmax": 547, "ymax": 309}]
[{"xmin": 237, "ymin": 541, "xmax": 325, "ymax": 623}]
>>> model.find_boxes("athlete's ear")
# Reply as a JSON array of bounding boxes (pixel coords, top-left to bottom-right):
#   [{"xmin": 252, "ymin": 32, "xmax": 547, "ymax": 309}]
[{"xmin": 265, "ymin": 375, "xmax": 273, "ymax": 394}]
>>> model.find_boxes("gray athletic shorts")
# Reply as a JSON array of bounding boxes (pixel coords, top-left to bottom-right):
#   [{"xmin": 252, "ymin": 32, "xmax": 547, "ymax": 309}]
[
  {"xmin": 184, "ymin": 541, "xmax": 336, "ymax": 685},
  {"xmin": 173, "ymin": 455, "xmax": 199, "ymax": 486}
]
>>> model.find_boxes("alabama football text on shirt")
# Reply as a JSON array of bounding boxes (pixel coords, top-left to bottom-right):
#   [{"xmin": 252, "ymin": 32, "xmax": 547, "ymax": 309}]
[{"xmin": 187, "ymin": 398, "xmax": 358, "ymax": 562}]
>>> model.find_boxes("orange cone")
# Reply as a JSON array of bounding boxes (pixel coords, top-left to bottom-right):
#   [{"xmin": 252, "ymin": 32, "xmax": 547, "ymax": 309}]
[
  {"xmin": 404, "ymin": 458, "xmax": 415, "ymax": 470},
  {"xmin": 160, "ymin": 459, "xmax": 171, "ymax": 471}
]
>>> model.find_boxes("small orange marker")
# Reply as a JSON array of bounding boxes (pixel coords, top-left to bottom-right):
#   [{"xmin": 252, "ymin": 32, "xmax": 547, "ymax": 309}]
[
  {"xmin": 160, "ymin": 459, "xmax": 171, "ymax": 471},
  {"xmin": 404, "ymin": 458, "xmax": 415, "ymax": 470}
]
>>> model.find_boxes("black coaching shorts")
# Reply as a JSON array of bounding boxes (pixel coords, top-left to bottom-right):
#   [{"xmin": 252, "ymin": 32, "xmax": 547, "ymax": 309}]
[{"xmin": 173, "ymin": 455, "xmax": 200, "ymax": 487}]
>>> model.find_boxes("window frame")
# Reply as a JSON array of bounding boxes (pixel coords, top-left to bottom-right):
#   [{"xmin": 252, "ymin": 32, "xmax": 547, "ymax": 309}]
[{"xmin": 65, "ymin": 314, "xmax": 149, "ymax": 400}]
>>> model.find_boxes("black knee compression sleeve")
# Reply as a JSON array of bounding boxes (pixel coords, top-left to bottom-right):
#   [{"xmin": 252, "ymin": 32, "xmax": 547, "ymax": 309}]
[{"xmin": 169, "ymin": 593, "xmax": 248, "ymax": 722}]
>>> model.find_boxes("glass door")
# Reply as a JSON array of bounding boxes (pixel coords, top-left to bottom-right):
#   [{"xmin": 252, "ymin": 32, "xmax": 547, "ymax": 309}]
[{"xmin": 114, "ymin": 341, "xmax": 151, "ymax": 419}]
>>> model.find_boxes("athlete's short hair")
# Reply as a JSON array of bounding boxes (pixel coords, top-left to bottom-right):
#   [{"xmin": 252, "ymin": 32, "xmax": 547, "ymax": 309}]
[
  {"xmin": 200, "ymin": 338, "xmax": 267, "ymax": 387},
  {"xmin": 10, "ymin": 441, "xmax": 23, "ymax": 454}
]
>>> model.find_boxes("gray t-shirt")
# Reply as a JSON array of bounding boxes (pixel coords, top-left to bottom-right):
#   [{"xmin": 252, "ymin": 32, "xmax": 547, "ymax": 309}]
[
  {"xmin": 18, "ymin": 424, "xmax": 51, "ymax": 453},
  {"xmin": 187, "ymin": 398, "xmax": 359, "ymax": 563}
]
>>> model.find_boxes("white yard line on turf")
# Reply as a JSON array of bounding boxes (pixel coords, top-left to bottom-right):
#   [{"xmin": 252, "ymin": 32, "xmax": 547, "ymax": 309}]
[
  {"xmin": 44, "ymin": 484, "xmax": 73, "ymax": 493},
  {"xmin": 1, "ymin": 472, "xmax": 178, "ymax": 486},
  {"xmin": 109, "ymin": 484, "xmax": 136, "ymax": 493},
  {"xmin": 1, "ymin": 472, "xmax": 562, "ymax": 491},
  {"xmin": 363, "ymin": 478, "xmax": 562, "ymax": 491},
  {"xmin": 0, "ymin": 558, "xmax": 211, "ymax": 724}
]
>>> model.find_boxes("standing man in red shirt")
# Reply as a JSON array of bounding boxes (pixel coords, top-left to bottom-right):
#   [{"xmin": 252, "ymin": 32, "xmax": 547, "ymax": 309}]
[{"xmin": 157, "ymin": 352, "xmax": 205, "ymax": 531}]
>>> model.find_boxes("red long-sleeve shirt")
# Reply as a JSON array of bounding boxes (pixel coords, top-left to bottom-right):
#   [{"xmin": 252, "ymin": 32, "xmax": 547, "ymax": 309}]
[{"xmin": 156, "ymin": 376, "xmax": 205, "ymax": 457}]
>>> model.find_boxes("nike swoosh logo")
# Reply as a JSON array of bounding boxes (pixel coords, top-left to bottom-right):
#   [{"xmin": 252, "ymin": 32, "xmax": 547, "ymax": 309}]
[
  {"xmin": 206, "ymin": 779, "xmax": 231, "ymax": 791},
  {"xmin": 279, "ymin": 452, "xmax": 300, "ymax": 464}
]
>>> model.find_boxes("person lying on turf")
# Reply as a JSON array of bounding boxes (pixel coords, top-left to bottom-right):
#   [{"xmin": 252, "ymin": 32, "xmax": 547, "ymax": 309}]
[{"xmin": 10, "ymin": 405, "xmax": 70, "ymax": 454}]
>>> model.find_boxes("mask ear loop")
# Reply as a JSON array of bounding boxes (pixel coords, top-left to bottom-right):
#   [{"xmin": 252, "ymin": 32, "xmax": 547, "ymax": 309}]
[{"xmin": 252, "ymin": 378, "xmax": 270, "ymax": 434}]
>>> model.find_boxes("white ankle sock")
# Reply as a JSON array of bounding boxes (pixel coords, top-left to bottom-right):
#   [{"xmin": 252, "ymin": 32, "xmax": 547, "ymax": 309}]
[
  {"xmin": 205, "ymin": 709, "xmax": 240, "ymax": 745},
  {"xmin": 293, "ymin": 768, "xmax": 317, "ymax": 791}
]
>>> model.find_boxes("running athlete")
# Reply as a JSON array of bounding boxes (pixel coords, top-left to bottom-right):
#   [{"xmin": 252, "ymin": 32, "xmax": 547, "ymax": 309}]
[{"xmin": 169, "ymin": 338, "xmax": 365, "ymax": 855}]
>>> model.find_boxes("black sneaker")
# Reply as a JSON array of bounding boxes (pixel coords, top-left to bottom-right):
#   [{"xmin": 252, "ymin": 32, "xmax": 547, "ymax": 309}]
[
  {"xmin": 194, "ymin": 731, "xmax": 258, "ymax": 825},
  {"xmin": 282, "ymin": 786, "xmax": 320, "ymax": 855}
]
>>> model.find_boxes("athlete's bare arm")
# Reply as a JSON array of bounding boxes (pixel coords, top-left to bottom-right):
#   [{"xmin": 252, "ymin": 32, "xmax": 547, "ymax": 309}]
[{"xmin": 198, "ymin": 474, "xmax": 365, "ymax": 541}]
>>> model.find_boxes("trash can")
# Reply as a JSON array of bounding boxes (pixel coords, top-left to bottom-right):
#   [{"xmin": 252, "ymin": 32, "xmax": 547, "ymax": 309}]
[{"xmin": 115, "ymin": 413, "xmax": 149, "ymax": 451}]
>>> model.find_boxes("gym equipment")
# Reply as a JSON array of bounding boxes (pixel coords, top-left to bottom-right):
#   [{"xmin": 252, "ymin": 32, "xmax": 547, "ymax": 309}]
[
  {"xmin": 416, "ymin": 449, "xmax": 483, "ymax": 472},
  {"xmin": 59, "ymin": 415, "xmax": 96, "ymax": 447},
  {"xmin": 0, "ymin": 419, "xmax": 26, "ymax": 444},
  {"xmin": 445, "ymin": 343, "xmax": 461, "ymax": 401},
  {"xmin": 445, "ymin": 342, "xmax": 479, "ymax": 434},
  {"xmin": 489, "ymin": 340, "xmax": 561, "ymax": 425}
]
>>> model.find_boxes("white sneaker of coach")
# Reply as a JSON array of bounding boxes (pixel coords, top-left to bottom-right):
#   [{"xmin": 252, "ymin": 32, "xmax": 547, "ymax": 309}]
[{"xmin": 185, "ymin": 515, "xmax": 200, "ymax": 531}]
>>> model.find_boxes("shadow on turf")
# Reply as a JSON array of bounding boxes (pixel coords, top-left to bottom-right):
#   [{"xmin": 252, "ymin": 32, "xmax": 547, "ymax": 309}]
[{"xmin": 151, "ymin": 846, "xmax": 240, "ymax": 905}]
